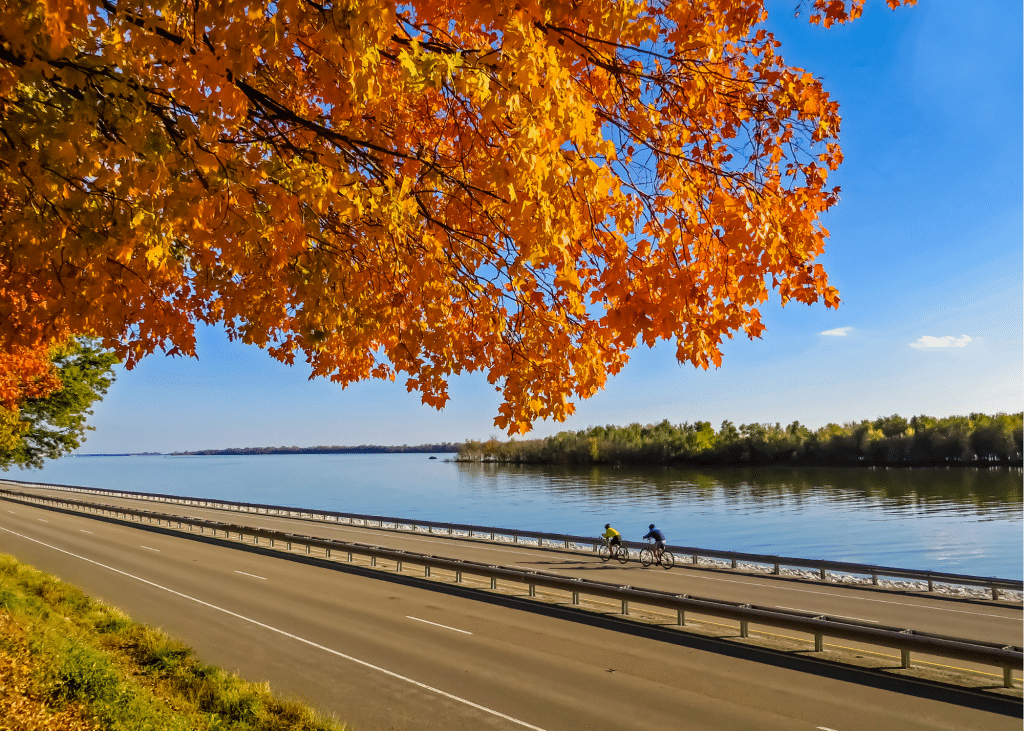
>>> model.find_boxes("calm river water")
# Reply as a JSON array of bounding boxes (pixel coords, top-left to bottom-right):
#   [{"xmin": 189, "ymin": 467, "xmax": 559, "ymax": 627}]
[{"xmin": 10, "ymin": 454, "xmax": 1023, "ymax": 579}]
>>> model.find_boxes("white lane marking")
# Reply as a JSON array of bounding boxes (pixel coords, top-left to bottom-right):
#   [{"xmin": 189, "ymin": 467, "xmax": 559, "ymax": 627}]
[
  {"xmin": 817, "ymin": 727, "xmax": 839, "ymax": 731},
  {"xmin": 20, "ymin": 490, "xmax": 1022, "ymax": 622},
  {"xmin": 234, "ymin": 570, "xmax": 267, "ymax": 580},
  {"xmin": 0, "ymin": 526, "xmax": 550, "ymax": 731},
  {"xmin": 407, "ymin": 616, "xmax": 473, "ymax": 635},
  {"xmin": 776, "ymin": 607, "xmax": 878, "ymax": 624},
  {"xmin": 37, "ymin": 519, "xmax": 47, "ymax": 522},
  {"xmin": 7, "ymin": 510, "xmax": 14, "ymax": 513},
  {"xmin": 80, "ymin": 530, "xmax": 93, "ymax": 534},
  {"xmin": 140, "ymin": 545, "xmax": 160, "ymax": 552}
]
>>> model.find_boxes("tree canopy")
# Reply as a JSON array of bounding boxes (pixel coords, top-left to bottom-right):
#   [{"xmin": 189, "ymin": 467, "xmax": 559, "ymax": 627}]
[
  {"xmin": 0, "ymin": 338, "xmax": 118, "ymax": 469},
  {"xmin": 0, "ymin": 0, "xmax": 912, "ymax": 433}
]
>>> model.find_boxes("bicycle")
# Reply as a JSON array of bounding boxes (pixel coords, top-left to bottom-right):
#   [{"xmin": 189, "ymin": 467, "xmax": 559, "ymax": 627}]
[
  {"xmin": 598, "ymin": 537, "xmax": 630, "ymax": 564},
  {"xmin": 639, "ymin": 540, "xmax": 675, "ymax": 569}
]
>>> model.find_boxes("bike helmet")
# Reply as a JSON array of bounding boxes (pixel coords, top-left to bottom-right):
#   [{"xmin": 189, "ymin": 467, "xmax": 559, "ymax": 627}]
[
  {"xmin": 649, "ymin": 524, "xmax": 655, "ymax": 529},
  {"xmin": 605, "ymin": 523, "xmax": 610, "ymax": 529}
]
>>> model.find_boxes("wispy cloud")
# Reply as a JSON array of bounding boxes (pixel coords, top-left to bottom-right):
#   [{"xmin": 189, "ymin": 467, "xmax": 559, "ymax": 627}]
[
  {"xmin": 821, "ymin": 327, "xmax": 852, "ymax": 336},
  {"xmin": 910, "ymin": 335, "xmax": 972, "ymax": 349}
]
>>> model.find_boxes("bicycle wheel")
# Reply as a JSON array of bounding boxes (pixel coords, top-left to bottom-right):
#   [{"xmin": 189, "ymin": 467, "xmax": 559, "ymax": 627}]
[
  {"xmin": 639, "ymin": 548, "xmax": 654, "ymax": 567},
  {"xmin": 659, "ymin": 551, "xmax": 675, "ymax": 569},
  {"xmin": 616, "ymin": 546, "xmax": 630, "ymax": 564},
  {"xmin": 597, "ymin": 544, "xmax": 611, "ymax": 562}
]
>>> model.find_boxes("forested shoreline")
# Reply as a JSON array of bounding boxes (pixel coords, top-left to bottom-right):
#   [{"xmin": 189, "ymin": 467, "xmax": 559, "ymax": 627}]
[{"xmin": 458, "ymin": 413, "xmax": 1024, "ymax": 467}]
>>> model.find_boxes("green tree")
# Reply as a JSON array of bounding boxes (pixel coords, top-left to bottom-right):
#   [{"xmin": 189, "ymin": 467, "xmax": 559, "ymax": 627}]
[
  {"xmin": 872, "ymin": 414, "xmax": 909, "ymax": 438},
  {"xmin": 0, "ymin": 339, "xmax": 118, "ymax": 470}
]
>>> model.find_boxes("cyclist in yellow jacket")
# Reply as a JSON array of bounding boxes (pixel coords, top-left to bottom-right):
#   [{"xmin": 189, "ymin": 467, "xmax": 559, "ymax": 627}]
[{"xmin": 602, "ymin": 523, "xmax": 622, "ymax": 552}]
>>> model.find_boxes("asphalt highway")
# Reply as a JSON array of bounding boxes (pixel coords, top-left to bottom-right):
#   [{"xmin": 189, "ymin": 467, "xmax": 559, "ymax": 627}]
[{"xmin": 0, "ymin": 495, "xmax": 1020, "ymax": 731}]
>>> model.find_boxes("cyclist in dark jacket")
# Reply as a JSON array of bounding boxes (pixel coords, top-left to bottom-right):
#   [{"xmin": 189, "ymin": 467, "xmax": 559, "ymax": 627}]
[{"xmin": 644, "ymin": 524, "xmax": 666, "ymax": 559}]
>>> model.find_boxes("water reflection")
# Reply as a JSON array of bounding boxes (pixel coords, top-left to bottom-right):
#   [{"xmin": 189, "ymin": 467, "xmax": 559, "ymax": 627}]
[
  {"xmin": 455, "ymin": 463, "xmax": 1022, "ymax": 577},
  {"xmin": 456, "ymin": 463, "xmax": 1022, "ymax": 517}
]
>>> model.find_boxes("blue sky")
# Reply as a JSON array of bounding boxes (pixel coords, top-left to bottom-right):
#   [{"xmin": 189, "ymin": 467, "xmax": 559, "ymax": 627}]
[{"xmin": 80, "ymin": 0, "xmax": 1022, "ymax": 453}]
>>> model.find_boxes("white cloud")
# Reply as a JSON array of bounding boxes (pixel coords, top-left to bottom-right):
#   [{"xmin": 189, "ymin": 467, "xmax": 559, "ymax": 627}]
[
  {"xmin": 821, "ymin": 327, "xmax": 852, "ymax": 336},
  {"xmin": 910, "ymin": 335, "xmax": 972, "ymax": 349}
]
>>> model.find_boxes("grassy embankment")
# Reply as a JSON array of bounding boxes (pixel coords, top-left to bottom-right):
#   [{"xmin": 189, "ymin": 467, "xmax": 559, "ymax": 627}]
[{"xmin": 0, "ymin": 554, "xmax": 347, "ymax": 730}]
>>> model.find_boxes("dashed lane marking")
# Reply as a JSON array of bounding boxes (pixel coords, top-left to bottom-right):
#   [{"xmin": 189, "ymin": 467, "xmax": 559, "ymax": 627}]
[
  {"xmin": 140, "ymin": 545, "xmax": 160, "ymax": 552},
  {"xmin": 407, "ymin": 616, "xmax": 473, "ymax": 635},
  {"xmin": 234, "ymin": 570, "xmax": 267, "ymax": 580},
  {"xmin": 0, "ymin": 526, "xmax": 551, "ymax": 731}
]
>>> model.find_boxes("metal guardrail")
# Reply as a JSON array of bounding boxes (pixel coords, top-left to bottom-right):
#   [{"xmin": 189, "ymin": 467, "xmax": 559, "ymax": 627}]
[
  {"xmin": 1, "ymin": 486, "xmax": 1021, "ymax": 689},
  {"xmin": 2, "ymin": 478, "xmax": 1021, "ymax": 599}
]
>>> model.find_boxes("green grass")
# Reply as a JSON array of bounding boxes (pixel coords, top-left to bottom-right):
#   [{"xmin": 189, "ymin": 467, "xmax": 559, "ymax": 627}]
[{"xmin": 0, "ymin": 554, "xmax": 349, "ymax": 730}]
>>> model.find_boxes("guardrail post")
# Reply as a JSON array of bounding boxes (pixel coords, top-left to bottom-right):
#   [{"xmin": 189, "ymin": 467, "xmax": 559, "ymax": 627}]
[
  {"xmin": 814, "ymin": 633, "xmax": 823, "ymax": 652},
  {"xmin": 621, "ymin": 599, "xmax": 629, "ymax": 615},
  {"xmin": 871, "ymin": 573, "xmax": 878, "ymax": 586},
  {"xmin": 455, "ymin": 570, "xmax": 462, "ymax": 583},
  {"xmin": 491, "ymin": 577, "xmax": 497, "ymax": 590},
  {"xmin": 927, "ymin": 577, "xmax": 933, "ymax": 592},
  {"xmin": 347, "ymin": 551, "xmax": 353, "ymax": 562},
  {"xmin": 371, "ymin": 556, "xmax": 377, "ymax": 567},
  {"xmin": 1005, "ymin": 667, "xmax": 1015, "ymax": 689},
  {"xmin": 306, "ymin": 544, "xmax": 311, "ymax": 554},
  {"xmin": 691, "ymin": 554, "xmax": 697, "ymax": 565},
  {"xmin": 572, "ymin": 591, "xmax": 580, "ymax": 605},
  {"xmin": 425, "ymin": 566, "xmax": 431, "ymax": 577},
  {"xmin": 528, "ymin": 583, "xmax": 536, "ymax": 597},
  {"xmin": 254, "ymin": 536, "xmax": 258, "ymax": 545},
  {"xmin": 490, "ymin": 531, "xmax": 495, "ymax": 540},
  {"xmin": 677, "ymin": 609, "xmax": 685, "ymax": 626},
  {"xmin": 773, "ymin": 562, "xmax": 780, "ymax": 575},
  {"xmin": 740, "ymin": 620, "xmax": 748, "ymax": 637},
  {"xmin": 992, "ymin": 586, "xmax": 1000, "ymax": 601},
  {"xmin": 901, "ymin": 649, "xmax": 911, "ymax": 669},
  {"xmin": 731, "ymin": 558, "xmax": 737, "ymax": 569},
  {"xmin": 325, "ymin": 547, "xmax": 330, "ymax": 557},
  {"xmin": 819, "ymin": 568, "xmax": 826, "ymax": 581},
  {"xmin": 396, "ymin": 559, "xmax": 402, "ymax": 572},
  {"xmin": 286, "ymin": 541, "xmax": 291, "ymax": 550}
]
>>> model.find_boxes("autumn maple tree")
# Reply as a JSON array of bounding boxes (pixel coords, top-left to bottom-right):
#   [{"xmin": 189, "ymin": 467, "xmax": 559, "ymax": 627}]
[
  {"xmin": 0, "ymin": 0, "xmax": 913, "ymax": 433},
  {"xmin": 0, "ymin": 343, "xmax": 60, "ymax": 452}
]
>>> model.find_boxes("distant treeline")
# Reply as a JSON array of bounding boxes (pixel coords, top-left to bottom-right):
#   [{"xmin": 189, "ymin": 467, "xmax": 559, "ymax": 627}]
[
  {"xmin": 175, "ymin": 443, "xmax": 461, "ymax": 456},
  {"xmin": 458, "ymin": 413, "xmax": 1024, "ymax": 467}
]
